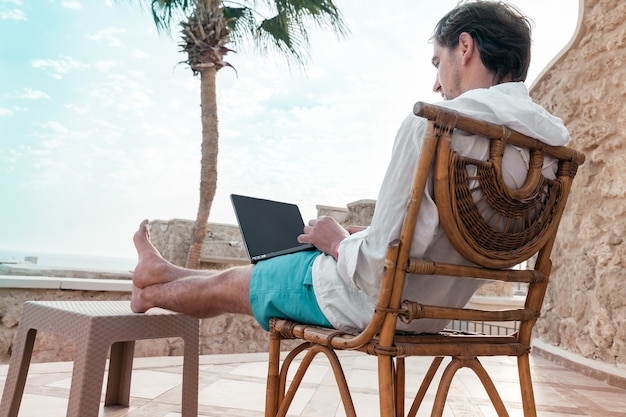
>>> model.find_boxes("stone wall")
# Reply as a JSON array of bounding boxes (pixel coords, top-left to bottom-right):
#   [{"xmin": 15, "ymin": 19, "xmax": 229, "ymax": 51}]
[
  {"xmin": 147, "ymin": 219, "xmax": 246, "ymax": 268},
  {"xmin": 530, "ymin": 0, "xmax": 626, "ymax": 366},
  {"xmin": 0, "ymin": 286, "xmax": 299, "ymax": 364},
  {"xmin": 0, "ymin": 287, "xmax": 131, "ymax": 363},
  {"xmin": 319, "ymin": 199, "xmax": 377, "ymax": 227}
]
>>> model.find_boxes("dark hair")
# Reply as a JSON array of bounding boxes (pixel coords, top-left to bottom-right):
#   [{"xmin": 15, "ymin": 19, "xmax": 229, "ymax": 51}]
[{"xmin": 432, "ymin": 1, "xmax": 533, "ymax": 83}]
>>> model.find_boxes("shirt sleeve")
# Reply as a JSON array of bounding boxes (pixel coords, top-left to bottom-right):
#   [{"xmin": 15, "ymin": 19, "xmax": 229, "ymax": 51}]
[{"xmin": 334, "ymin": 114, "xmax": 440, "ymax": 297}]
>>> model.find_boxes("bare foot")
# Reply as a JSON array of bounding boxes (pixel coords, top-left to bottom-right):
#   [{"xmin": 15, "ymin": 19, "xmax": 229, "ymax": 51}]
[
  {"xmin": 132, "ymin": 219, "xmax": 190, "ymax": 289},
  {"xmin": 130, "ymin": 284, "xmax": 151, "ymax": 313}
]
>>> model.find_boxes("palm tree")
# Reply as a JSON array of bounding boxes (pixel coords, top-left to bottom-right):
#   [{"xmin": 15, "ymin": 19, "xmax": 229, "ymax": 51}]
[{"xmin": 140, "ymin": 0, "xmax": 348, "ymax": 268}]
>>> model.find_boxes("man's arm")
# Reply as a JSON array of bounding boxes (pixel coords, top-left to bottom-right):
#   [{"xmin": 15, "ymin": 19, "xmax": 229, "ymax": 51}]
[{"xmin": 345, "ymin": 225, "xmax": 367, "ymax": 234}]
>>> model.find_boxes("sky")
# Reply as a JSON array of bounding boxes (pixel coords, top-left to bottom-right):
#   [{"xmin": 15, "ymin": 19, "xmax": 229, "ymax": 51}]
[{"xmin": 0, "ymin": 0, "xmax": 580, "ymax": 260}]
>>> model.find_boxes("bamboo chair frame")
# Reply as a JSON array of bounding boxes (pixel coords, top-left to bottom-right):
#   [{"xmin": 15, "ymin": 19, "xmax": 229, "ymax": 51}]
[{"xmin": 265, "ymin": 102, "xmax": 584, "ymax": 417}]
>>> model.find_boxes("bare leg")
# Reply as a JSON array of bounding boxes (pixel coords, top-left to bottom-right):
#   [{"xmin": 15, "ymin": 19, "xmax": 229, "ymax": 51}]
[
  {"xmin": 131, "ymin": 265, "xmax": 254, "ymax": 317},
  {"xmin": 131, "ymin": 220, "xmax": 254, "ymax": 317}
]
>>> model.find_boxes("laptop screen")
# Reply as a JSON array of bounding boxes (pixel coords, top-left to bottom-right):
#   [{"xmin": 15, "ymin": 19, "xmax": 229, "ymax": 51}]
[{"xmin": 231, "ymin": 194, "xmax": 314, "ymax": 262}]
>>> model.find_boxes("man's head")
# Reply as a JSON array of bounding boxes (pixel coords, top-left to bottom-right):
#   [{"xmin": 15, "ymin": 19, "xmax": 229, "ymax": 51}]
[{"xmin": 431, "ymin": 1, "xmax": 532, "ymax": 100}]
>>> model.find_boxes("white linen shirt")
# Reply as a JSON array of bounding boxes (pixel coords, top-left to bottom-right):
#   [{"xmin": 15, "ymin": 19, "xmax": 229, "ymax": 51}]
[{"xmin": 311, "ymin": 82, "xmax": 570, "ymax": 333}]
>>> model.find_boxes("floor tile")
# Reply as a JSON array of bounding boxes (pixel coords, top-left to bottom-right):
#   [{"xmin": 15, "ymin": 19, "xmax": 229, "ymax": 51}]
[
  {"xmin": 1, "ymin": 351, "xmax": 625, "ymax": 416},
  {"xmin": 230, "ymin": 360, "xmax": 330, "ymax": 385},
  {"xmin": 16, "ymin": 394, "xmax": 68, "ymax": 417},
  {"xmin": 199, "ymin": 378, "xmax": 315, "ymax": 415},
  {"xmin": 575, "ymin": 388, "xmax": 626, "ymax": 413},
  {"xmin": 47, "ymin": 369, "xmax": 182, "ymax": 399}
]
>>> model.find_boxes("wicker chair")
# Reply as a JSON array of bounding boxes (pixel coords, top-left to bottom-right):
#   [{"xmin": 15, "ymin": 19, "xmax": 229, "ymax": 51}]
[{"xmin": 264, "ymin": 102, "xmax": 585, "ymax": 417}]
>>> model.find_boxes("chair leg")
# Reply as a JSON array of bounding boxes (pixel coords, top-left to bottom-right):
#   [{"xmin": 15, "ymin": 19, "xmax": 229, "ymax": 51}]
[
  {"xmin": 396, "ymin": 358, "xmax": 405, "ymax": 417},
  {"xmin": 430, "ymin": 357, "xmax": 511, "ymax": 417},
  {"xmin": 180, "ymin": 332, "xmax": 199, "ymax": 417},
  {"xmin": 378, "ymin": 355, "xmax": 396, "ymax": 417},
  {"xmin": 275, "ymin": 344, "xmax": 356, "ymax": 417},
  {"xmin": 517, "ymin": 354, "xmax": 537, "ymax": 417},
  {"xmin": 104, "ymin": 341, "xmax": 135, "ymax": 406},
  {"xmin": 0, "ymin": 327, "xmax": 37, "ymax": 417},
  {"xmin": 407, "ymin": 357, "xmax": 444, "ymax": 417},
  {"xmin": 469, "ymin": 358, "xmax": 510, "ymax": 417},
  {"xmin": 316, "ymin": 345, "xmax": 356, "ymax": 417},
  {"xmin": 276, "ymin": 342, "xmax": 311, "ymax": 405},
  {"xmin": 66, "ymin": 339, "xmax": 110, "ymax": 417},
  {"xmin": 265, "ymin": 332, "xmax": 282, "ymax": 417},
  {"xmin": 430, "ymin": 357, "xmax": 464, "ymax": 417},
  {"xmin": 276, "ymin": 348, "xmax": 323, "ymax": 417}
]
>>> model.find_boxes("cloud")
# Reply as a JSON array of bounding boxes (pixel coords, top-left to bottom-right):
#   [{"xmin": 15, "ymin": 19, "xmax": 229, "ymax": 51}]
[
  {"xmin": 87, "ymin": 71, "xmax": 155, "ymax": 116},
  {"xmin": 0, "ymin": 8, "xmax": 25, "ymax": 20},
  {"xmin": 20, "ymin": 122, "xmax": 70, "ymax": 157},
  {"xmin": 61, "ymin": 1, "xmax": 82, "ymax": 10},
  {"xmin": 130, "ymin": 49, "xmax": 149, "ymax": 59},
  {"xmin": 94, "ymin": 60, "xmax": 119, "ymax": 73},
  {"xmin": 65, "ymin": 103, "xmax": 89, "ymax": 114},
  {"xmin": 0, "ymin": 147, "xmax": 21, "ymax": 166},
  {"xmin": 89, "ymin": 27, "xmax": 127, "ymax": 48},
  {"xmin": 11, "ymin": 88, "xmax": 49, "ymax": 100},
  {"xmin": 28, "ymin": 121, "xmax": 71, "ymax": 151},
  {"xmin": 0, "ymin": 0, "xmax": 24, "ymax": 19},
  {"xmin": 31, "ymin": 55, "xmax": 88, "ymax": 79},
  {"xmin": 41, "ymin": 120, "xmax": 69, "ymax": 135},
  {"xmin": 0, "ymin": 108, "xmax": 13, "ymax": 116}
]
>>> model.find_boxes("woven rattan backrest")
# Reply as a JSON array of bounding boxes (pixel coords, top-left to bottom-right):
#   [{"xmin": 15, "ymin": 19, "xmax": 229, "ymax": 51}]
[{"xmin": 413, "ymin": 102, "xmax": 584, "ymax": 269}]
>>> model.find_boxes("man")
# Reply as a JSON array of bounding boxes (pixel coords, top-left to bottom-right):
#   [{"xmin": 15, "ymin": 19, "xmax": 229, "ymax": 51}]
[{"xmin": 131, "ymin": 1, "xmax": 569, "ymax": 333}]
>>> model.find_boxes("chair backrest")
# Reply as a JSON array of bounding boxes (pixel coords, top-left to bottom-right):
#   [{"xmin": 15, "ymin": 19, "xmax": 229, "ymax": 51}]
[
  {"xmin": 372, "ymin": 101, "xmax": 584, "ymax": 347},
  {"xmin": 420, "ymin": 102, "xmax": 581, "ymax": 269}
]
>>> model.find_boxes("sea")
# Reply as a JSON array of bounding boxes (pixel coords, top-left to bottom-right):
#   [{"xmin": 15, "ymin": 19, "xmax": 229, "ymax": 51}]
[{"xmin": 0, "ymin": 249, "xmax": 136, "ymax": 272}]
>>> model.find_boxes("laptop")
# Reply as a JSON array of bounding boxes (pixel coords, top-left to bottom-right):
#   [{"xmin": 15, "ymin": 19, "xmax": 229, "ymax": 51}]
[{"xmin": 230, "ymin": 194, "xmax": 315, "ymax": 263}]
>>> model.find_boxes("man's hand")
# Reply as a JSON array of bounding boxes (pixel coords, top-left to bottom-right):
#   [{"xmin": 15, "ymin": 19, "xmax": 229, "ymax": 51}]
[{"xmin": 297, "ymin": 216, "xmax": 349, "ymax": 260}]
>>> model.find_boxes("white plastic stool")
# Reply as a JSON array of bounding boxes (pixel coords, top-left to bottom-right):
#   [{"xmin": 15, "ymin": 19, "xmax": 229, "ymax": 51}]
[{"xmin": 0, "ymin": 300, "xmax": 199, "ymax": 417}]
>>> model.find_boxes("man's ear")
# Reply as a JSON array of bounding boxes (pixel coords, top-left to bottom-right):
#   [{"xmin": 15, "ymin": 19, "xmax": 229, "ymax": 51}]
[{"xmin": 458, "ymin": 32, "xmax": 475, "ymax": 65}]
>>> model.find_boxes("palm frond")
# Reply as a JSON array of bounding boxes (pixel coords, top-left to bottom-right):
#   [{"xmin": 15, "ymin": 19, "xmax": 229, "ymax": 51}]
[
  {"xmin": 149, "ymin": 0, "xmax": 195, "ymax": 32},
  {"xmin": 259, "ymin": 0, "xmax": 349, "ymax": 35},
  {"xmin": 222, "ymin": 6, "xmax": 256, "ymax": 44},
  {"xmin": 140, "ymin": 0, "xmax": 349, "ymax": 67},
  {"xmin": 258, "ymin": 13, "xmax": 309, "ymax": 60},
  {"xmin": 223, "ymin": 0, "xmax": 348, "ymax": 66}
]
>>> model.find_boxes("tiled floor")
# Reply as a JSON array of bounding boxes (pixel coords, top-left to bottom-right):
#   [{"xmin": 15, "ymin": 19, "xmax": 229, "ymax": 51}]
[{"xmin": 1, "ymin": 351, "xmax": 625, "ymax": 417}]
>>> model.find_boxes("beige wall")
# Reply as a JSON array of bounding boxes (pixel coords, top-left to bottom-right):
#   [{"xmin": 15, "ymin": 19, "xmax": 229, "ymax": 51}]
[
  {"xmin": 0, "ymin": 266, "xmax": 285, "ymax": 363},
  {"xmin": 0, "ymin": 282, "xmax": 295, "ymax": 364},
  {"xmin": 531, "ymin": 0, "xmax": 626, "ymax": 366}
]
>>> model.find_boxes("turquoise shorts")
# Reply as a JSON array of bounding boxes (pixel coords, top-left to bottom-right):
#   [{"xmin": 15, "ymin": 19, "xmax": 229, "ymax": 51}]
[{"xmin": 249, "ymin": 250, "xmax": 332, "ymax": 331}]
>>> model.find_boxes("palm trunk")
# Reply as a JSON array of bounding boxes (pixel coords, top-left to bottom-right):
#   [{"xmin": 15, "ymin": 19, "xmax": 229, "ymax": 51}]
[{"xmin": 186, "ymin": 65, "xmax": 219, "ymax": 269}]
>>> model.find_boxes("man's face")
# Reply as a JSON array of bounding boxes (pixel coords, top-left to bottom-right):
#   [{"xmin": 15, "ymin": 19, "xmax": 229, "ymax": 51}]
[{"xmin": 432, "ymin": 41, "xmax": 463, "ymax": 100}]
